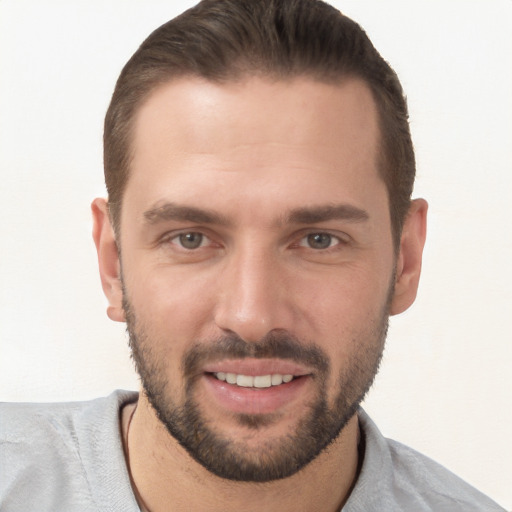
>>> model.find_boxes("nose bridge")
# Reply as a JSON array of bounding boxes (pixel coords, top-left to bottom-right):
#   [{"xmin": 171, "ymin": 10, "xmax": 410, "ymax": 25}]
[{"xmin": 214, "ymin": 239, "xmax": 290, "ymax": 341}]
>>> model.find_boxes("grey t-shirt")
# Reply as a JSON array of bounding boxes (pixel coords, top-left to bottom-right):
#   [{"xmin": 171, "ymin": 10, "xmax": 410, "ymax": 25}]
[{"xmin": 0, "ymin": 390, "xmax": 505, "ymax": 511}]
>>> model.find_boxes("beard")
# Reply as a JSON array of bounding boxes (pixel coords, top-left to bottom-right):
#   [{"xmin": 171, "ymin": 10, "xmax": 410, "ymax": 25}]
[{"xmin": 123, "ymin": 289, "xmax": 390, "ymax": 483}]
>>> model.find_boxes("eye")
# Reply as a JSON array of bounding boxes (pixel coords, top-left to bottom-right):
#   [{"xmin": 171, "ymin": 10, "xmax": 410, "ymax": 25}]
[
  {"xmin": 174, "ymin": 232, "xmax": 207, "ymax": 249},
  {"xmin": 299, "ymin": 233, "xmax": 340, "ymax": 250}
]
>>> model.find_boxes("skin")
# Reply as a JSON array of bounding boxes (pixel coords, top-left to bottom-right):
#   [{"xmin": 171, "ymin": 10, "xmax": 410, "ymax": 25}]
[{"xmin": 92, "ymin": 76, "xmax": 427, "ymax": 511}]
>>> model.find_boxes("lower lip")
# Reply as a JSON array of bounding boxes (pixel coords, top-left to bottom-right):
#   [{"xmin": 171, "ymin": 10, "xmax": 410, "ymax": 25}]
[{"xmin": 201, "ymin": 373, "xmax": 310, "ymax": 415}]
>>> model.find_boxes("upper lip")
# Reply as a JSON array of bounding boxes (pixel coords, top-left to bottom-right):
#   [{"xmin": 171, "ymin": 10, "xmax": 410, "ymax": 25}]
[{"xmin": 202, "ymin": 358, "xmax": 311, "ymax": 377}]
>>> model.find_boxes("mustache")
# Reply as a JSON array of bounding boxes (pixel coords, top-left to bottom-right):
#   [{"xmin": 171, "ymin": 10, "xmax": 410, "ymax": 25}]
[{"xmin": 183, "ymin": 329, "xmax": 329, "ymax": 378}]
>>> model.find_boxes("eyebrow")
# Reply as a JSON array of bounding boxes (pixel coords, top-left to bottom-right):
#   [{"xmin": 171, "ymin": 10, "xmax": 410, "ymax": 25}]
[
  {"xmin": 142, "ymin": 201, "xmax": 369, "ymax": 227},
  {"xmin": 143, "ymin": 202, "xmax": 231, "ymax": 226},
  {"xmin": 286, "ymin": 204, "xmax": 369, "ymax": 224}
]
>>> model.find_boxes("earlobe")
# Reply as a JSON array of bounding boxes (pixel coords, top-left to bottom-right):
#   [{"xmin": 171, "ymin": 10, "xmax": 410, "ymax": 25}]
[
  {"xmin": 390, "ymin": 198, "xmax": 428, "ymax": 316},
  {"xmin": 91, "ymin": 198, "xmax": 125, "ymax": 322}
]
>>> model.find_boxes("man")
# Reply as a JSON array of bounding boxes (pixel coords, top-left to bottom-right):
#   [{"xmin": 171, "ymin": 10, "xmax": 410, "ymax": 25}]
[{"xmin": 0, "ymin": 0, "xmax": 506, "ymax": 511}]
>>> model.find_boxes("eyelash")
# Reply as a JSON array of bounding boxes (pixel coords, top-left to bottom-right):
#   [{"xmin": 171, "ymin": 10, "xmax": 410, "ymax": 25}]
[
  {"xmin": 161, "ymin": 230, "xmax": 348, "ymax": 252},
  {"xmin": 296, "ymin": 232, "xmax": 345, "ymax": 250},
  {"xmin": 162, "ymin": 231, "xmax": 212, "ymax": 250}
]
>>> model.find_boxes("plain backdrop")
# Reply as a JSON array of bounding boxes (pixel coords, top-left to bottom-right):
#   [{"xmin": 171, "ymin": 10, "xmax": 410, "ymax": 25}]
[{"xmin": 0, "ymin": 0, "xmax": 510, "ymax": 508}]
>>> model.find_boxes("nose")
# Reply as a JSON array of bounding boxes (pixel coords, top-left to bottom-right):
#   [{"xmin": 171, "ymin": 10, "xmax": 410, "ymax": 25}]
[{"xmin": 214, "ymin": 244, "xmax": 295, "ymax": 342}]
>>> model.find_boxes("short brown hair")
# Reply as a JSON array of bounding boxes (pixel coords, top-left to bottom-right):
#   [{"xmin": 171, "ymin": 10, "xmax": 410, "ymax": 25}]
[{"xmin": 104, "ymin": 0, "xmax": 415, "ymax": 248}]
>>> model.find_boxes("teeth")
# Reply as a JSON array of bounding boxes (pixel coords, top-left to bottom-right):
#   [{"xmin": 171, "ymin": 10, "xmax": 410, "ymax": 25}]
[
  {"xmin": 214, "ymin": 372, "xmax": 294, "ymax": 388},
  {"xmin": 237, "ymin": 374, "xmax": 254, "ymax": 387},
  {"xmin": 271, "ymin": 374, "xmax": 283, "ymax": 386},
  {"xmin": 254, "ymin": 375, "xmax": 271, "ymax": 388}
]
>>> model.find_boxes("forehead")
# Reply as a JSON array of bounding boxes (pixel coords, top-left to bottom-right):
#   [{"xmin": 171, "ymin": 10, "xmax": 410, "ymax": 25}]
[
  {"xmin": 125, "ymin": 76, "xmax": 384, "ymax": 224},
  {"xmin": 132, "ymin": 75, "xmax": 379, "ymax": 162}
]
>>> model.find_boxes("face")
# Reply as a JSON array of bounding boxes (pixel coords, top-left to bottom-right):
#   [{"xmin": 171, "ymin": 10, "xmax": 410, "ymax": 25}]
[{"xmin": 114, "ymin": 77, "xmax": 399, "ymax": 481}]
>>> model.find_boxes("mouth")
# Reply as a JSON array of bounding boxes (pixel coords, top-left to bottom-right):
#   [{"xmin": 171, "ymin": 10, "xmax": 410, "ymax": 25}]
[
  {"xmin": 211, "ymin": 372, "xmax": 295, "ymax": 388},
  {"xmin": 199, "ymin": 359, "xmax": 312, "ymax": 415}
]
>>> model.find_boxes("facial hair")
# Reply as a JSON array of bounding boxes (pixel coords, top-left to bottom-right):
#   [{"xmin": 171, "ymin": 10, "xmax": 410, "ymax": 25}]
[{"xmin": 123, "ymin": 287, "xmax": 390, "ymax": 483}]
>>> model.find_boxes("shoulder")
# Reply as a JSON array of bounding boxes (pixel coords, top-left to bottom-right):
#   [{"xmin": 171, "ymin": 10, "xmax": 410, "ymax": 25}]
[
  {"xmin": 384, "ymin": 438, "xmax": 505, "ymax": 511},
  {"xmin": 0, "ymin": 390, "xmax": 136, "ymax": 455},
  {"xmin": 0, "ymin": 390, "xmax": 139, "ymax": 512},
  {"xmin": 343, "ymin": 409, "xmax": 506, "ymax": 512}
]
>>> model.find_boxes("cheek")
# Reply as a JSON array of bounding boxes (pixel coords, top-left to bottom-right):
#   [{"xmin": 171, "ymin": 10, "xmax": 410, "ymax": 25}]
[
  {"xmin": 300, "ymin": 261, "xmax": 392, "ymax": 321},
  {"xmin": 126, "ymin": 264, "xmax": 217, "ymax": 342},
  {"xmin": 299, "ymin": 266, "xmax": 392, "ymax": 361},
  {"xmin": 125, "ymin": 271, "xmax": 213, "ymax": 393}
]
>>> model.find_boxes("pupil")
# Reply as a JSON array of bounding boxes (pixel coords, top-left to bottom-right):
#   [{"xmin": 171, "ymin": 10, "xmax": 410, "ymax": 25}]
[
  {"xmin": 180, "ymin": 232, "xmax": 203, "ymax": 249},
  {"xmin": 308, "ymin": 233, "xmax": 331, "ymax": 249}
]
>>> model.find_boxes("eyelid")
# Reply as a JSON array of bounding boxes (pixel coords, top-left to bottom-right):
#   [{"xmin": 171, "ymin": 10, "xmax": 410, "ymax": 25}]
[
  {"xmin": 294, "ymin": 229, "xmax": 351, "ymax": 246},
  {"xmin": 157, "ymin": 228, "xmax": 350, "ymax": 251},
  {"xmin": 299, "ymin": 234, "xmax": 337, "ymax": 248},
  {"xmin": 160, "ymin": 229, "xmax": 214, "ymax": 248}
]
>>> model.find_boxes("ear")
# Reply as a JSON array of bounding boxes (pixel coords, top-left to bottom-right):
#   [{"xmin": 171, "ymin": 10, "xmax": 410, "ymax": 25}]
[
  {"xmin": 91, "ymin": 198, "xmax": 125, "ymax": 322},
  {"xmin": 390, "ymin": 198, "xmax": 428, "ymax": 315}
]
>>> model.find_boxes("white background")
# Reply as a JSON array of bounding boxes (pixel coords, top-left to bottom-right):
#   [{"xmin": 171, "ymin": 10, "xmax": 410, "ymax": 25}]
[{"xmin": 0, "ymin": 0, "xmax": 510, "ymax": 508}]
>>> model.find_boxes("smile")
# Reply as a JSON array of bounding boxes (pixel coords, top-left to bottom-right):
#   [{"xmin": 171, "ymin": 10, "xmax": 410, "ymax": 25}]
[
  {"xmin": 213, "ymin": 372, "xmax": 294, "ymax": 388},
  {"xmin": 202, "ymin": 367, "xmax": 311, "ymax": 415}
]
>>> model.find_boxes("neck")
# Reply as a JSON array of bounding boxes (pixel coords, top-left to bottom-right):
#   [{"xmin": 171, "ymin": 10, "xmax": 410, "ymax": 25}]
[{"xmin": 123, "ymin": 393, "xmax": 360, "ymax": 512}]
